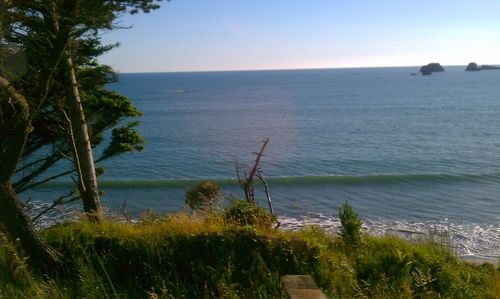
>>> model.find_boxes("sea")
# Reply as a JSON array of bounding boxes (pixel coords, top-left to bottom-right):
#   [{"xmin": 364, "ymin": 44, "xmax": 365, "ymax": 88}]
[{"xmin": 24, "ymin": 66, "xmax": 500, "ymax": 260}]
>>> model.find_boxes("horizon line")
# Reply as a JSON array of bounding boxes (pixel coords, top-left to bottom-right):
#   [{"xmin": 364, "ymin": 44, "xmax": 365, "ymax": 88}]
[{"xmin": 114, "ymin": 63, "xmax": 495, "ymax": 75}]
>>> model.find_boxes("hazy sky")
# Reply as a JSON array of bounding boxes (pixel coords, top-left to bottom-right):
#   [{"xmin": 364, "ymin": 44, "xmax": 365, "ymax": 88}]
[{"xmin": 99, "ymin": 0, "xmax": 500, "ymax": 73}]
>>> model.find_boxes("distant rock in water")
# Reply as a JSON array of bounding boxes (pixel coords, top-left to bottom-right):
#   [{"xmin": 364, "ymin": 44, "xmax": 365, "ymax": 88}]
[
  {"xmin": 480, "ymin": 64, "xmax": 500, "ymax": 70},
  {"xmin": 465, "ymin": 62, "xmax": 481, "ymax": 71},
  {"xmin": 420, "ymin": 63, "xmax": 444, "ymax": 75},
  {"xmin": 465, "ymin": 62, "xmax": 500, "ymax": 71}
]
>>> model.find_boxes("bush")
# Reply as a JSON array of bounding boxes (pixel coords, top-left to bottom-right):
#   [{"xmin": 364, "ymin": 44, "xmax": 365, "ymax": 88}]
[
  {"xmin": 224, "ymin": 199, "xmax": 276, "ymax": 228},
  {"xmin": 1, "ymin": 217, "xmax": 498, "ymax": 298},
  {"xmin": 339, "ymin": 200, "xmax": 362, "ymax": 247},
  {"xmin": 185, "ymin": 180, "xmax": 220, "ymax": 212}
]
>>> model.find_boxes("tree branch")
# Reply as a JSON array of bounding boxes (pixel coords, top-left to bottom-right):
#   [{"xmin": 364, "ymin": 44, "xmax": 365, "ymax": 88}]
[
  {"xmin": 17, "ymin": 169, "xmax": 74, "ymax": 193},
  {"xmin": 0, "ymin": 75, "xmax": 30, "ymax": 181},
  {"xmin": 257, "ymin": 170, "xmax": 274, "ymax": 216},
  {"xmin": 32, "ymin": 190, "xmax": 79, "ymax": 224},
  {"xmin": 13, "ymin": 152, "xmax": 63, "ymax": 192}
]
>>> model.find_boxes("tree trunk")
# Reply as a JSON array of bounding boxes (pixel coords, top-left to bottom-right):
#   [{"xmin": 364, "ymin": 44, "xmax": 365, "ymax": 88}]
[
  {"xmin": 44, "ymin": 1, "xmax": 101, "ymax": 220},
  {"xmin": 63, "ymin": 51, "xmax": 103, "ymax": 221},
  {"xmin": 0, "ymin": 75, "xmax": 64, "ymax": 275},
  {"xmin": 0, "ymin": 181, "xmax": 63, "ymax": 275}
]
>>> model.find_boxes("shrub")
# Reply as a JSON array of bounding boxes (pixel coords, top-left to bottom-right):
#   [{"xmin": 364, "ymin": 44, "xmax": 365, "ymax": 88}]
[
  {"xmin": 339, "ymin": 200, "xmax": 362, "ymax": 247},
  {"xmin": 138, "ymin": 209, "xmax": 159, "ymax": 225},
  {"xmin": 2, "ymin": 217, "xmax": 498, "ymax": 298},
  {"xmin": 185, "ymin": 180, "xmax": 221, "ymax": 212},
  {"xmin": 224, "ymin": 199, "xmax": 276, "ymax": 228}
]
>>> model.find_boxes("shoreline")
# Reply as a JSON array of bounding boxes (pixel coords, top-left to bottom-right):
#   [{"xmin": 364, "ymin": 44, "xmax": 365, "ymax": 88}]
[
  {"xmin": 27, "ymin": 200, "xmax": 500, "ymax": 263},
  {"xmin": 460, "ymin": 256, "xmax": 499, "ymax": 267}
]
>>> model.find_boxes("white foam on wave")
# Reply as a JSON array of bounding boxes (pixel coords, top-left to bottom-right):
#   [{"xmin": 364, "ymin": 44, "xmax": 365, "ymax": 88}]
[
  {"xmin": 278, "ymin": 213, "xmax": 500, "ymax": 260},
  {"xmin": 26, "ymin": 201, "xmax": 80, "ymax": 229},
  {"xmin": 27, "ymin": 200, "xmax": 499, "ymax": 261}
]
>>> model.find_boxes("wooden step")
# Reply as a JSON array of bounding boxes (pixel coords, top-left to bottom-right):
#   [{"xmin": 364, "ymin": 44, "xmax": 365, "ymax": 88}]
[{"xmin": 282, "ymin": 275, "xmax": 328, "ymax": 299}]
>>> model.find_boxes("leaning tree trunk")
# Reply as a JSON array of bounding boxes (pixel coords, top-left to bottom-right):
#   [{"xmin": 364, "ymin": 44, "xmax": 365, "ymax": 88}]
[
  {"xmin": 62, "ymin": 51, "xmax": 103, "ymax": 221},
  {"xmin": 45, "ymin": 1, "xmax": 102, "ymax": 221},
  {"xmin": 0, "ymin": 76, "xmax": 64, "ymax": 275},
  {"xmin": 0, "ymin": 181, "xmax": 63, "ymax": 274}
]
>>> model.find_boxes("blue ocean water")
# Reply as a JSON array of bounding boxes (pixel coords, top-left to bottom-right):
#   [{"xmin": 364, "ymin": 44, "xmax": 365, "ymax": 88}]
[{"xmin": 28, "ymin": 66, "xmax": 500, "ymax": 258}]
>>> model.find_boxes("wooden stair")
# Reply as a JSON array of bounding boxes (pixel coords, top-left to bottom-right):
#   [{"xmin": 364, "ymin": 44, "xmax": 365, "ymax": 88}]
[{"xmin": 282, "ymin": 275, "xmax": 328, "ymax": 299}]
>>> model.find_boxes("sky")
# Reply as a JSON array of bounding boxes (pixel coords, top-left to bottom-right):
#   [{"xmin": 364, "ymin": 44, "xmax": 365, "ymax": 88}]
[{"xmin": 99, "ymin": 0, "xmax": 500, "ymax": 73}]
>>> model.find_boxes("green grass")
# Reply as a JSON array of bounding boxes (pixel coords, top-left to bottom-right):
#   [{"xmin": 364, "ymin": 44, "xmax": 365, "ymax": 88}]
[{"xmin": 0, "ymin": 209, "xmax": 498, "ymax": 298}]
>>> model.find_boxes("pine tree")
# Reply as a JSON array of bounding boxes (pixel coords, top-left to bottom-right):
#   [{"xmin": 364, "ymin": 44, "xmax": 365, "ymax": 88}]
[{"xmin": 0, "ymin": 0, "xmax": 163, "ymax": 274}]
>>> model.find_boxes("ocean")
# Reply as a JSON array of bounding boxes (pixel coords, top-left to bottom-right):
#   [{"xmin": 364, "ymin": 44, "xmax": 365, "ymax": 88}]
[{"xmin": 26, "ymin": 66, "xmax": 500, "ymax": 259}]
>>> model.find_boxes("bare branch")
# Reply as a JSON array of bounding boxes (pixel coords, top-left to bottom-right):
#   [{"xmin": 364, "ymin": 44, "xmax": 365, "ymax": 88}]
[
  {"xmin": 62, "ymin": 109, "xmax": 86, "ymax": 195},
  {"xmin": 16, "ymin": 155, "xmax": 54, "ymax": 173},
  {"xmin": 121, "ymin": 199, "xmax": 131, "ymax": 223},
  {"xmin": 236, "ymin": 138, "xmax": 270, "ymax": 204},
  {"xmin": 13, "ymin": 153, "xmax": 63, "ymax": 192},
  {"xmin": 257, "ymin": 170, "xmax": 274, "ymax": 216},
  {"xmin": 18, "ymin": 169, "xmax": 74, "ymax": 193},
  {"xmin": 235, "ymin": 159, "xmax": 244, "ymax": 187},
  {"xmin": 32, "ymin": 190, "xmax": 79, "ymax": 224},
  {"xmin": 247, "ymin": 138, "xmax": 269, "ymax": 181}
]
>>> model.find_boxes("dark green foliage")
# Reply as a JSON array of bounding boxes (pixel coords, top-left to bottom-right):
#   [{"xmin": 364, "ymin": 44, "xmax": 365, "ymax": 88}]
[
  {"xmin": 0, "ymin": 46, "xmax": 26, "ymax": 81},
  {"xmin": 1, "ymin": 0, "xmax": 161, "ymax": 195},
  {"xmin": 339, "ymin": 200, "xmax": 362, "ymax": 247},
  {"xmin": 0, "ymin": 233, "xmax": 34, "ymax": 296},
  {"xmin": 43, "ymin": 224, "xmax": 317, "ymax": 298},
  {"xmin": 185, "ymin": 180, "xmax": 220, "ymax": 212},
  {"xmin": 13, "ymin": 44, "xmax": 146, "ymax": 193},
  {"xmin": 99, "ymin": 122, "xmax": 144, "ymax": 161},
  {"xmin": 0, "ymin": 0, "xmax": 167, "ymax": 278},
  {"xmin": 224, "ymin": 199, "xmax": 276, "ymax": 228},
  {"xmin": 0, "ymin": 219, "xmax": 498, "ymax": 298},
  {"xmin": 352, "ymin": 236, "xmax": 499, "ymax": 298}
]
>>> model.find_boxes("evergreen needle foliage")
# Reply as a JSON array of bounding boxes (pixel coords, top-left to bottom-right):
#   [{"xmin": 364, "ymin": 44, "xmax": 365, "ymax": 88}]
[{"xmin": 339, "ymin": 200, "xmax": 362, "ymax": 247}]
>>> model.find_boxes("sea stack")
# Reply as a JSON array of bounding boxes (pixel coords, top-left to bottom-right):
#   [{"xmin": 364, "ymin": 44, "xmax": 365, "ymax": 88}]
[
  {"xmin": 465, "ymin": 62, "xmax": 481, "ymax": 71},
  {"xmin": 420, "ymin": 63, "xmax": 444, "ymax": 75},
  {"xmin": 465, "ymin": 62, "xmax": 500, "ymax": 71}
]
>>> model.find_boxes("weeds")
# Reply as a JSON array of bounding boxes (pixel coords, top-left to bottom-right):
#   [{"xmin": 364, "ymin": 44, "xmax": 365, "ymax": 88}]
[{"xmin": 0, "ymin": 208, "xmax": 498, "ymax": 298}]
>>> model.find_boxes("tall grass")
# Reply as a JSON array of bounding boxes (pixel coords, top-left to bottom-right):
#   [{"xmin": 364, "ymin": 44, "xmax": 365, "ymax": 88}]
[{"xmin": 0, "ymin": 202, "xmax": 498, "ymax": 298}]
